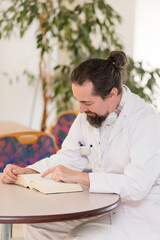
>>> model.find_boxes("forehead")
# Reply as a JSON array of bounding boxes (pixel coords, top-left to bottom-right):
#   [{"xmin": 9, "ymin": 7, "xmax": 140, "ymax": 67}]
[{"xmin": 72, "ymin": 82, "xmax": 96, "ymax": 101}]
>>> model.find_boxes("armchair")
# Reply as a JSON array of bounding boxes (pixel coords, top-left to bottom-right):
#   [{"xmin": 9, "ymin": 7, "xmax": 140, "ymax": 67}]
[
  {"xmin": 0, "ymin": 131, "xmax": 57, "ymax": 172},
  {"xmin": 47, "ymin": 110, "xmax": 79, "ymax": 149}
]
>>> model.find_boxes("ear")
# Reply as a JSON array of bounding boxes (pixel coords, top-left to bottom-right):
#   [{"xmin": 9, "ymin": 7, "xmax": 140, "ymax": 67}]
[{"xmin": 107, "ymin": 88, "xmax": 118, "ymax": 102}]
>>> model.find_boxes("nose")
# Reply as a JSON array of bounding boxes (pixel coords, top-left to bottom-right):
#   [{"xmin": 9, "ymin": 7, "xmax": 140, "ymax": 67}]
[{"xmin": 79, "ymin": 103, "xmax": 88, "ymax": 113}]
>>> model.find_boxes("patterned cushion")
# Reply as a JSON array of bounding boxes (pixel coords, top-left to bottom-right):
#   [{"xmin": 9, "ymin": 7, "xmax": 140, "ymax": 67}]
[
  {"xmin": 51, "ymin": 111, "xmax": 78, "ymax": 149},
  {"xmin": 0, "ymin": 135, "xmax": 56, "ymax": 172}
]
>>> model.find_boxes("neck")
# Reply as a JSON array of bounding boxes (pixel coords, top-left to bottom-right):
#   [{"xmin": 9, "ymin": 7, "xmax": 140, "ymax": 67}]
[
  {"xmin": 116, "ymin": 92, "xmax": 122, "ymax": 109},
  {"xmin": 110, "ymin": 92, "xmax": 122, "ymax": 113}
]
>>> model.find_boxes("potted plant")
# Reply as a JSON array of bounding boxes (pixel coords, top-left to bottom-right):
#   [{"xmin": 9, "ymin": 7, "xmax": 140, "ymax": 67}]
[{"xmin": 0, "ymin": 0, "xmax": 160, "ymax": 131}]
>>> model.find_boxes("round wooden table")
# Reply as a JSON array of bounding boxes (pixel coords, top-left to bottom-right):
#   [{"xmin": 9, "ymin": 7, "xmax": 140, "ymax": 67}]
[
  {"xmin": 0, "ymin": 177, "xmax": 120, "ymax": 223},
  {"xmin": 0, "ymin": 176, "xmax": 120, "ymax": 240}
]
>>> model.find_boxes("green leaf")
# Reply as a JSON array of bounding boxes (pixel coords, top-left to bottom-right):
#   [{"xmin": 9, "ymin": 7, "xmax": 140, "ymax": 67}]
[{"xmin": 0, "ymin": 0, "xmax": 160, "ymax": 130}]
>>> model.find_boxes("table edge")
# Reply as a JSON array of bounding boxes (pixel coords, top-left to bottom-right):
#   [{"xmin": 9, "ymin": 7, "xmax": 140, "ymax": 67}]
[{"xmin": 0, "ymin": 195, "xmax": 120, "ymax": 223}]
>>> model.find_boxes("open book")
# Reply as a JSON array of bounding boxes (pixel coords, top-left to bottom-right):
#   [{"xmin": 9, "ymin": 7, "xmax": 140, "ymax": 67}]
[{"xmin": 15, "ymin": 174, "xmax": 83, "ymax": 194}]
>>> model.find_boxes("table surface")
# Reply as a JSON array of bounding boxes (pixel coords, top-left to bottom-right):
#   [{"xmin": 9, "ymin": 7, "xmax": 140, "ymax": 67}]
[
  {"xmin": 0, "ymin": 175, "xmax": 120, "ymax": 224},
  {"xmin": 0, "ymin": 122, "xmax": 120, "ymax": 224},
  {"xmin": 0, "ymin": 121, "xmax": 36, "ymax": 135}
]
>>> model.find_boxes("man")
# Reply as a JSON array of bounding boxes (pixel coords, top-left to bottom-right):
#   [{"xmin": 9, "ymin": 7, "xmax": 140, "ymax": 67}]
[{"xmin": 1, "ymin": 51, "xmax": 160, "ymax": 240}]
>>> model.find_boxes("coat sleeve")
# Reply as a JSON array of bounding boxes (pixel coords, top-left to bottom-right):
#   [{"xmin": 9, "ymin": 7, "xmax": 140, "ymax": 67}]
[
  {"xmin": 89, "ymin": 114, "xmax": 160, "ymax": 201},
  {"xmin": 27, "ymin": 114, "xmax": 89, "ymax": 173}
]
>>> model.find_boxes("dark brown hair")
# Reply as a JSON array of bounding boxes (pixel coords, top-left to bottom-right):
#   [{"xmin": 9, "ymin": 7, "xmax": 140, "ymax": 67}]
[{"xmin": 71, "ymin": 51, "xmax": 128, "ymax": 98}]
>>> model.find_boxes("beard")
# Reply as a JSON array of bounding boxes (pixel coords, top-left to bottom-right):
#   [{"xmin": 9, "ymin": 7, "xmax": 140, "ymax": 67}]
[{"xmin": 86, "ymin": 112, "xmax": 108, "ymax": 128}]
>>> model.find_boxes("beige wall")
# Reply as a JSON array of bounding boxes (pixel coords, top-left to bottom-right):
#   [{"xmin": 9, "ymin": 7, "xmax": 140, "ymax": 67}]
[{"xmin": 107, "ymin": 0, "xmax": 136, "ymax": 57}]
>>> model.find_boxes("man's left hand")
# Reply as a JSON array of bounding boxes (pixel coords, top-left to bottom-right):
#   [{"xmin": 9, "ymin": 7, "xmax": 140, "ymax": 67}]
[{"xmin": 41, "ymin": 165, "xmax": 90, "ymax": 187}]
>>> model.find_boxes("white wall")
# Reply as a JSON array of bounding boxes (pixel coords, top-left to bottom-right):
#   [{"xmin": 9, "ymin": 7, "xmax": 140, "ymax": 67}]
[
  {"xmin": 133, "ymin": 0, "xmax": 160, "ymax": 67},
  {"xmin": 0, "ymin": 23, "xmax": 43, "ymax": 130},
  {"xmin": 0, "ymin": 0, "xmax": 159, "ymax": 130},
  {"xmin": 107, "ymin": 0, "xmax": 136, "ymax": 57},
  {"xmin": 133, "ymin": 0, "xmax": 160, "ymax": 109}
]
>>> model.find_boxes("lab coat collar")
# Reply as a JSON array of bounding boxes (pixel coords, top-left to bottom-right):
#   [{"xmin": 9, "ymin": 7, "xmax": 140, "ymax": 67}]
[{"xmin": 106, "ymin": 86, "xmax": 136, "ymax": 144}]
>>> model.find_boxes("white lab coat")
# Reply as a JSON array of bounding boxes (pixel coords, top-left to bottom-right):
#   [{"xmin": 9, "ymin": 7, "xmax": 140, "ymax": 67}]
[{"xmin": 29, "ymin": 86, "xmax": 160, "ymax": 239}]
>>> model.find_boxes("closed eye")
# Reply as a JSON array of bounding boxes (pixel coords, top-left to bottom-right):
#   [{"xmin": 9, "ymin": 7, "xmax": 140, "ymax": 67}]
[
  {"xmin": 84, "ymin": 102, "xmax": 93, "ymax": 106},
  {"xmin": 80, "ymin": 101, "xmax": 93, "ymax": 106}
]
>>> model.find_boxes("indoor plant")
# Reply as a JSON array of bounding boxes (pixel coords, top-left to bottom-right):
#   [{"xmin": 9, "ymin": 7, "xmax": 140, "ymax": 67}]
[{"xmin": 0, "ymin": 0, "xmax": 159, "ymax": 130}]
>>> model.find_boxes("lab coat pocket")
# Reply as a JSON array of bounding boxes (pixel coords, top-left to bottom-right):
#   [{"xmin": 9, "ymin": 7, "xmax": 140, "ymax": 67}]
[
  {"xmin": 80, "ymin": 145, "xmax": 92, "ymax": 156},
  {"xmin": 88, "ymin": 146, "xmax": 104, "ymax": 172}
]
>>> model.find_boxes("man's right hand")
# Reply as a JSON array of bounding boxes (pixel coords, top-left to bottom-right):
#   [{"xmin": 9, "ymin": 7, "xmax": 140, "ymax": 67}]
[{"xmin": 1, "ymin": 164, "xmax": 38, "ymax": 184}]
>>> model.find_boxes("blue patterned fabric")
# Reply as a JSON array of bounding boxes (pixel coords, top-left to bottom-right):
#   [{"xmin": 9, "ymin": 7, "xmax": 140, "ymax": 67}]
[
  {"xmin": 51, "ymin": 112, "xmax": 78, "ymax": 149},
  {"xmin": 0, "ymin": 135, "xmax": 56, "ymax": 172}
]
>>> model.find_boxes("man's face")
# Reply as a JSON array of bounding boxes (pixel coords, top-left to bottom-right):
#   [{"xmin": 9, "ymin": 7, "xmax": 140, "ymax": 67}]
[{"xmin": 72, "ymin": 81, "xmax": 114, "ymax": 128}]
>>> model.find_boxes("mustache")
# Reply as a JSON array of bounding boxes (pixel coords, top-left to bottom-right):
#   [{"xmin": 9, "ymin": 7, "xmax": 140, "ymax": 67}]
[{"xmin": 85, "ymin": 111, "xmax": 95, "ymax": 114}]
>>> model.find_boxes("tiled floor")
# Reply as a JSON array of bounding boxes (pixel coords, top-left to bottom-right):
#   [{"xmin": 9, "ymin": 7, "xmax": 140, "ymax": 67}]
[{"xmin": 0, "ymin": 224, "xmax": 24, "ymax": 240}]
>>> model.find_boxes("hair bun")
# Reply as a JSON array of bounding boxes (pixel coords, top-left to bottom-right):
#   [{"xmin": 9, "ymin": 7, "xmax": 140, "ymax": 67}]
[{"xmin": 108, "ymin": 51, "xmax": 128, "ymax": 67}]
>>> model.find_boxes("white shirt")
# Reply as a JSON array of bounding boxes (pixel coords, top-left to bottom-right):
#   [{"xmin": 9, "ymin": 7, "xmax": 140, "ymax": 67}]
[
  {"xmin": 29, "ymin": 86, "xmax": 160, "ymax": 203},
  {"xmin": 28, "ymin": 86, "xmax": 160, "ymax": 233}
]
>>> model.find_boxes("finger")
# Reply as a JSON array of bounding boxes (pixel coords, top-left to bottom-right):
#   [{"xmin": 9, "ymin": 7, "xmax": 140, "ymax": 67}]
[
  {"xmin": 50, "ymin": 168, "xmax": 66, "ymax": 183},
  {"xmin": 1, "ymin": 171, "xmax": 17, "ymax": 184},
  {"xmin": 50, "ymin": 172, "xmax": 62, "ymax": 182},
  {"xmin": 4, "ymin": 166, "xmax": 17, "ymax": 180},
  {"xmin": 41, "ymin": 167, "xmax": 55, "ymax": 178},
  {"xmin": 12, "ymin": 167, "xmax": 25, "ymax": 175}
]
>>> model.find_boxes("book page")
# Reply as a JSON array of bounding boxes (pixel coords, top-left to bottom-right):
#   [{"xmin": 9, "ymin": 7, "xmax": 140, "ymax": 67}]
[
  {"xmin": 15, "ymin": 174, "xmax": 83, "ymax": 194},
  {"xmin": 15, "ymin": 174, "xmax": 42, "ymax": 188}
]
